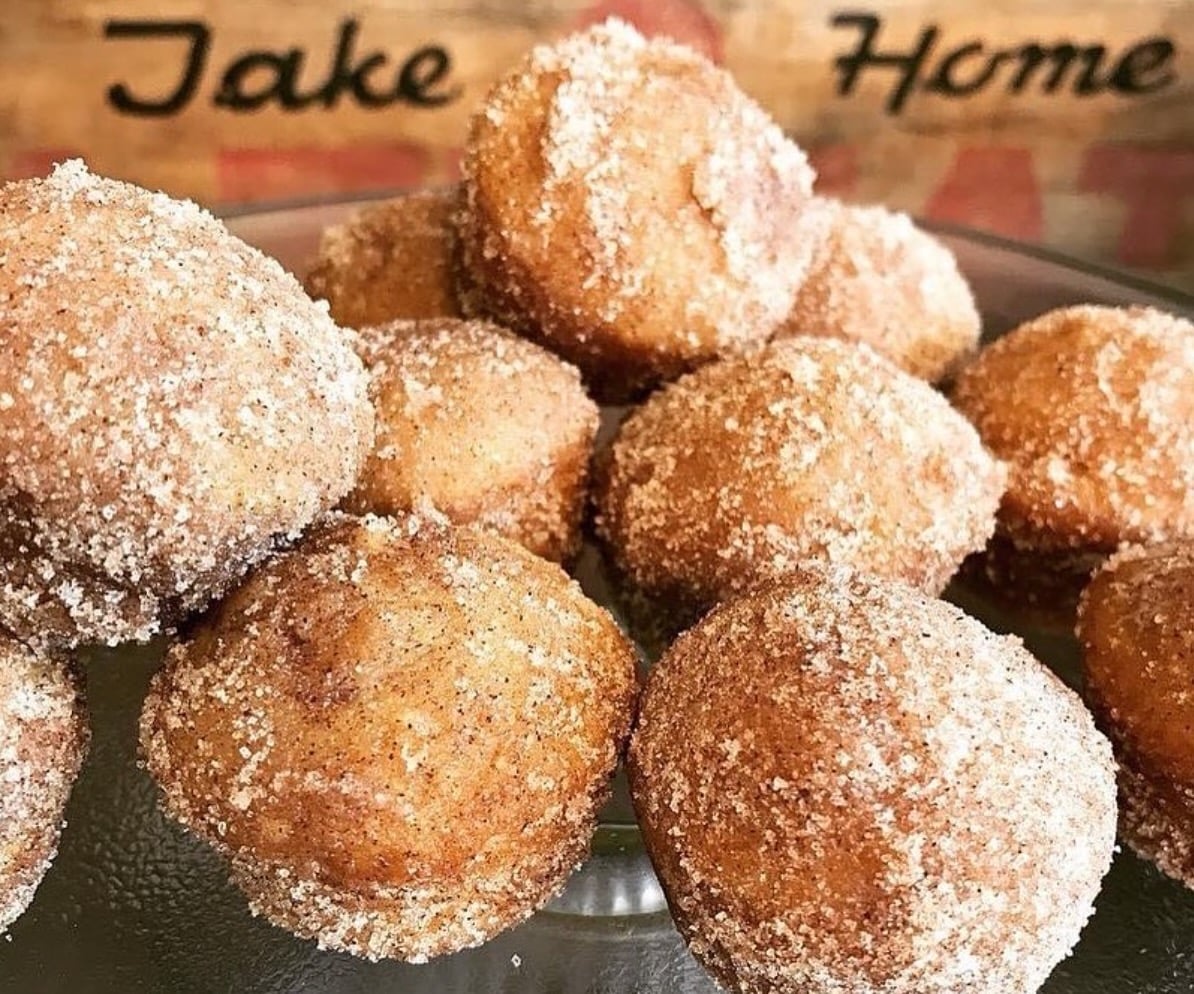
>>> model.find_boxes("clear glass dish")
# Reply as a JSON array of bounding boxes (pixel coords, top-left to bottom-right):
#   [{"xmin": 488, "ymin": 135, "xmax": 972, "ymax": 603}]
[{"xmin": 2, "ymin": 198, "xmax": 1193, "ymax": 994}]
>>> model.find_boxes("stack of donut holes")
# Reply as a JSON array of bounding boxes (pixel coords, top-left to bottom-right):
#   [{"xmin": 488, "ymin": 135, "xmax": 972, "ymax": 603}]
[{"xmin": 2, "ymin": 15, "xmax": 1191, "ymax": 994}]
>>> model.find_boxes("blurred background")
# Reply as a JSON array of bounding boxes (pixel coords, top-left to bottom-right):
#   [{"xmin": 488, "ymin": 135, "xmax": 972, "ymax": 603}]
[{"xmin": 1, "ymin": 0, "xmax": 1191, "ymax": 289}]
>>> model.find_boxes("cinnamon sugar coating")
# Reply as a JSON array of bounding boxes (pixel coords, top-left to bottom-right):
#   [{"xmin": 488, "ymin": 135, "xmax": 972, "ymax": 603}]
[
  {"xmin": 140, "ymin": 513, "xmax": 638, "ymax": 962},
  {"xmin": 594, "ymin": 337, "xmax": 1005, "ymax": 636},
  {"xmin": 775, "ymin": 201, "xmax": 980, "ymax": 383},
  {"xmin": 456, "ymin": 18, "xmax": 825, "ymax": 401},
  {"xmin": 305, "ymin": 188, "xmax": 463, "ymax": 328},
  {"xmin": 0, "ymin": 637, "xmax": 88, "ymax": 932},
  {"xmin": 951, "ymin": 305, "xmax": 1194, "ymax": 609},
  {"xmin": 0, "ymin": 161, "xmax": 374, "ymax": 649},
  {"xmin": 344, "ymin": 318, "xmax": 598, "ymax": 562},
  {"xmin": 1079, "ymin": 542, "xmax": 1194, "ymax": 888},
  {"xmin": 630, "ymin": 568, "xmax": 1116, "ymax": 994}
]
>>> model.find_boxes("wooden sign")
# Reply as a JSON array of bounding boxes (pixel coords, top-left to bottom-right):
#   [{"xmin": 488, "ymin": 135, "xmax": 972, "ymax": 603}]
[{"xmin": 1, "ymin": 0, "xmax": 1191, "ymax": 288}]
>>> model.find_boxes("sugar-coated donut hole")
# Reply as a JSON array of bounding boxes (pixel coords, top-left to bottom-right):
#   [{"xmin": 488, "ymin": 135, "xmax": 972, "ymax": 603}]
[
  {"xmin": 456, "ymin": 18, "xmax": 826, "ymax": 401},
  {"xmin": 1080, "ymin": 542, "xmax": 1194, "ymax": 888},
  {"xmin": 305, "ymin": 188, "xmax": 463, "ymax": 328},
  {"xmin": 630, "ymin": 567, "xmax": 1117, "ymax": 994},
  {"xmin": 952, "ymin": 304, "xmax": 1194, "ymax": 618},
  {"xmin": 344, "ymin": 318, "xmax": 599, "ymax": 563},
  {"xmin": 140, "ymin": 513, "xmax": 638, "ymax": 962},
  {"xmin": 775, "ymin": 200, "xmax": 981, "ymax": 383},
  {"xmin": 594, "ymin": 336, "xmax": 1005, "ymax": 644},
  {"xmin": 0, "ymin": 161, "xmax": 374, "ymax": 649}
]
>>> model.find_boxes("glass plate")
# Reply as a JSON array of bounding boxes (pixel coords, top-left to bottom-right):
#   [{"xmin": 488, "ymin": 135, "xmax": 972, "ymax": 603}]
[{"xmin": 2, "ymin": 199, "xmax": 1193, "ymax": 994}]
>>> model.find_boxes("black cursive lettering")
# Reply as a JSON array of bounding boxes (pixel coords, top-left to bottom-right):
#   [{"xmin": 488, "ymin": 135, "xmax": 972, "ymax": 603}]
[
  {"xmin": 104, "ymin": 20, "xmax": 211, "ymax": 115},
  {"xmin": 831, "ymin": 12, "xmax": 1178, "ymax": 113},
  {"xmin": 309, "ymin": 19, "xmax": 375, "ymax": 108},
  {"xmin": 1110, "ymin": 38, "xmax": 1176, "ymax": 94},
  {"xmin": 926, "ymin": 42, "xmax": 1008, "ymax": 95},
  {"xmin": 832, "ymin": 13, "xmax": 938, "ymax": 115},
  {"xmin": 396, "ymin": 47, "xmax": 460, "ymax": 107},
  {"xmin": 1008, "ymin": 43, "xmax": 1107, "ymax": 94},
  {"xmin": 214, "ymin": 49, "xmax": 305, "ymax": 110}
]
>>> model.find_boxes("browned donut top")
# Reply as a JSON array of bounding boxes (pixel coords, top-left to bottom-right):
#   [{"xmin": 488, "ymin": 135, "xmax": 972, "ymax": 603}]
[
  {"xmin": 305, "ymin": 188, "xmax": 462, "ymax": 327},
  {"xmin": 345, "ymin": 317, "xmax": 599, "ymax": 560}
]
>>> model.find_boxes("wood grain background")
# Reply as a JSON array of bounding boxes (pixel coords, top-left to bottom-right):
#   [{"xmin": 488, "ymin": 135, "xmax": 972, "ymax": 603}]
[{"xmin": 1, "ymin": 0, "xmax": 1191, "ymax": 287}]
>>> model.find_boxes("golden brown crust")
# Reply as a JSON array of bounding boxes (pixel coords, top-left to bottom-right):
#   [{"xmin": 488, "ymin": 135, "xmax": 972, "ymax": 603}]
[
  {"xmin": 629, "ymin": 567, "xmax": 1116, "ymax": 994},
  {"xmin": 1079, "ymin": 542, "xmax": 1194, "ymax": 886},
  {"xmin": 343, "ymin": 318, "xmax": 599, "ymax": 562},
  {"xmin": 456, "ymin": 18, "xmax": 823, "ymax": 401},
  {"xmin": 304, "ymin": 188, "xmax": 463, "ymax": 328},
  {"xmin": 952, "ymin": 304, "xmax": 1194, "ymax": 559},
  {"xmin": 775, "ymin": 201, "xmax": 980, "ymax": 383},
  {"xmin": 594, "ymin": 336, "xmax": 1005, "ymax": 630},
  {"xmin": 0, "ymin": 161, "xmax": 374, "ymax": 649},
  {"xmin": 0, "ymin": 637, "xmax": 88, "ymax": 932},
  {"xmin": 140, "ymin": 513, "xmax": 638, "ymax": 962}
]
